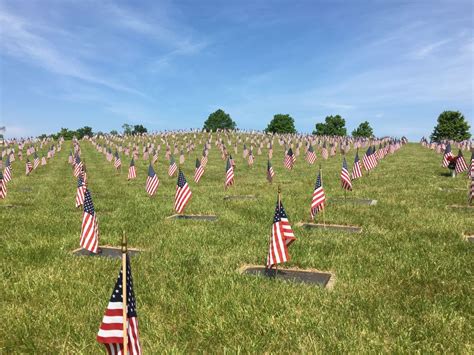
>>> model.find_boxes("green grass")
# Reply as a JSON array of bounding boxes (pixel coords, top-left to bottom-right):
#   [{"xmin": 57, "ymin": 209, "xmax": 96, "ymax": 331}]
[{"xmin": 1, "ymin": 140, "xmax": 473, "ymax": 353}]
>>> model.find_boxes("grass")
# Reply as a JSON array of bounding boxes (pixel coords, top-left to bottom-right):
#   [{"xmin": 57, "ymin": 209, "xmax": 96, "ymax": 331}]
[{"xmin": 1, "ymin": 138, "xmax": 473, "ymax": 353}]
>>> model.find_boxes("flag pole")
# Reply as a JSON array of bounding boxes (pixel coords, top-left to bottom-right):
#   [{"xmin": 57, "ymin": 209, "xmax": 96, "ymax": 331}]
[{"xmin": 121, "ymin": 231, "xmax": 128, "ymax": 355}]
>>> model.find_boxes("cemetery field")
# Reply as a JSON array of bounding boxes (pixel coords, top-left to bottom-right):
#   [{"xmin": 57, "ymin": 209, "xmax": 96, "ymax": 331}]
[{"xmin": 1, "ymin": 141, "xmax": 473, "ymax": 353}]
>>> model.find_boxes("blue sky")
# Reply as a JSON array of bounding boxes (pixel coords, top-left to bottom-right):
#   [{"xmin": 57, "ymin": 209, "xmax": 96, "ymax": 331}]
[{"xmin": 0, "ymin": 0, "xmax": 472, "ymax": 140}]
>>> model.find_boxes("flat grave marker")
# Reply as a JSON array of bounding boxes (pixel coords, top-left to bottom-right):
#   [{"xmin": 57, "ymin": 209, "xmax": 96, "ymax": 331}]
[
  {"xmin": 330, "ymin": 198, "xmax": 377, "ymax": 206},
  {"xmin": 240, "ymin": 265, "xmax": 334, "ymax": 288},
  {"xmin": 166, "ymin": 214, "xmax": 218, "ymax": 221},
  {"xmin": 72, "ymin": 246, "xmax": 142, "ymax": 259},
  {"xmin": 296, "ymin": 222, "xmax": 362, "ymax": 233}
]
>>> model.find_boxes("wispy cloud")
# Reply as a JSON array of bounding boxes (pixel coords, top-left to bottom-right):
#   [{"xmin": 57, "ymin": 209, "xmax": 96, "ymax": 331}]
[
  {"xmin": 412, "ymin": 39, "xmax": 451, "ymax": 59},
  {"xmin": 0, "ymin": 8, "xmax": 146, "ymax": 97}
]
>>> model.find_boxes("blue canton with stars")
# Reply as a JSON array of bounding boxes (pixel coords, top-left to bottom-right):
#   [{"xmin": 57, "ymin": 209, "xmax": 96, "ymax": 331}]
[
  {"xmin": 177, "ymin": 170, "xmax": 187, "ymax": 188},
  {"xmin": 83, "ymin": 190, "xmax": 95, "ymax": 215},
  {"xmin": 109, "ymin": 255, "xmax": 137, "ymax": 318},
  {"xmin": 273, "ymin": 200, "xmax": 288, "ymax": 223}
]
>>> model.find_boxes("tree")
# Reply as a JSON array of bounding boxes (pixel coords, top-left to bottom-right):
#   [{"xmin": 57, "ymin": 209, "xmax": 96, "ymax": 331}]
[
  {"xmin": 265, "ymin": 114, "xmax": 296, "ymax": 134},
  {"xmin": 430, "ymin": 111, "xmax": 471, "ymax": 142},
  {"xmin": 132, "ymin": 125, "xmax": 147, "ymax": 135},
  {"xmin": 55, "ymin": 127, "xmax": 76, "ymax": 140},
  {"xmin": 109, "ymin": 130, "xmax": 118, "ymax": 136},
  {"xmin": 76, "ymin": 126, "xmax": 93, "ymax": 139},
  {"xmin": 203, "ymin": 109, "xmax": 236, "ymax": 132},
  {"xmin": 352, "ymin": 121, "xmax": 374, "ymax": 138},
  {"xmin": 313, "ymin": 115, "xmax": 347, "ymax": 136},
  {"xmin": 122, "ymin": 123, "xmax": 133, "ymax": 135}
]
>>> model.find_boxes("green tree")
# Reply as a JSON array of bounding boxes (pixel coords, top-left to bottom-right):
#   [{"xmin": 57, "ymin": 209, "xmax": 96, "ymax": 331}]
[
  {"xmin": 430, "ymin": 111, "xmax": 471, "ymax": 142},
  {"xmin": 313, "ymin": 115, "xmax": 347, "ymax": 136},
  {"xmin": 203, "ymin": 109, "xmax": 236, "ymax": 132},
  {"xmin": 109, "ymin": 130, "xmax": 118, "ymax": 136},
  {"xmin": 352, "ymin": 121, "xmax": 374, "ymax": 138},
  {"xmin": 132, "ymin": 125, "xmax": 148, "ymax": 135},
  {"xmin": 76, "ymin": 126, "xmax": 93, "ymax": 139},
  {"xmin": 55, "ymin": 127, "xmax": 76, "ymax": 140},
  {"xmin": 265, "ymin": 114, "xmax": 296, "ymax": 134},
  {"xmin": 122, "ymin": 123, "xmax": 133, "ymax": 135}
]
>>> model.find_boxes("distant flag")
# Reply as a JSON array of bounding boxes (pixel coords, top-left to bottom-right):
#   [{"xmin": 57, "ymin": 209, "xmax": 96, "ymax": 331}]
[
  {"xmin": 229, "ymin": 154, "xmax": 235, "ymax": 167},
  {"xmin": 310, "ymin": 170, "xmax": 326, "ymax": 220},
  {"xmin": 168, "ymin": 156, "xmax": 178, "ymax": 177},
  {"xmin": 247, "ymin": 151, "xmax": 254, "ymax": 166},
  {"xmin": 267, "ymin": 159, "xmax": 275, "ymax": 183},
  {"xmin": 75, "ymin": 174, "xmax": 87, "ymax": 208},
  {"xmin": 128, "ymin": 158, "xmax": 137, "ymax": 180},
  {"xmin": 25, "ymin": 159, "xmax": 33, "ymax": 175},
  {"xmin": 97, "ymin": 255, "xmax": 142, "ymax": 355},
  {"xmin": 145, "ymin": 164, "xmax": 159, "ymax": 196},
  {"xmin": 225, "ymin": 158, "xmax": 234, "ymax": 187},
  {"xmin": 284, "ymin": 148, "xmax": 295, "ymax": 170},
  {"xmin": 3, "ymin": 156, "xmax": 12, "ymax": 183},
  {"xmin": 175, "ymin": 170, "xmax": 192, "ymax": 213},
  {"xmin": 321, "ymin": 143, "xmax": 329, "ymax": 160},
  {"xmin": 442, "ymin": 143, "xmax": 453, "ymax": 168},
  {"xmin": 470, "ymin": 151, "xmax": 474, "ymax": 179},
  {"xmin": 194, "ymin": 158, "xmax": 204, "ymax": 183},
  {"xmin": 41, "ymin": 155, "xmax": 47, "ymax": 166},
  {"xmin": 73, "ymin": 156, "xmax": 83, "ymax": 177},
  {"xmin": 351, "ymin": 150, "xmax": 363, "ymax": 179},
  {"xmin": 266, "ymin": 197, "xmax": 296, "ymax": 268},
  {"xmin": 33, "ymin": 152, "xmax": 40, "ymax": 169},
  {"xmin": 201, "ymin": 149, "xmax": 208, "ymax": 167},
  {"xmin": 454, "ymin": 150, "xmax": 468, "ymax": 174},
  {"xmin": 179, "ymin": 150, "xmax": 185, "ymax": 165},
  {"xmin": 80, "ymin": 189, "xmax": 99, "ymax": 254},
  {"xmin": 152, "ymin": 150, "xmax": 159, "ymax": 164},
  {"xmin": 341, "ymin": 157, "xmax": 352, "ymax": 191},
  {"xmin": 114, "ymin": 152, "xmax": 122, "ymax": 170},
  {"xmin": 469, "ymin": 177, "xmax": 474, "ymax": 205},
  {"xmin": 0, "ymin": 171, "xmax": 6, "ymax": 199},
  {"xmin": 362, "ymin": 147, "xmax": 376, "ymax": 171},
  {"xmin": 306, "ymin": 145, "xmax": 316, "ymax": 165}
]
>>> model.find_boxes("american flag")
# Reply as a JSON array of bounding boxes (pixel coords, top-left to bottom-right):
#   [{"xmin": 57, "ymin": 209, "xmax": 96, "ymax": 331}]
[
  {"xmin": 25, "ymin": 159, "xmax": 33, "ymax": 175},
  {"xmin": 128, "ymin": 158, "xmax": 137, "ymax": 180},
  {"xmin": 363, "ymin": 147, "xmax": 377, "ymax": 171},
  {"xmin": 152, "ymin": 150, "xmax": 159, "ymax": 164},
  {"xmin": 310, "ymin": 171, "xmax": 326, "ymax": 220},
  {"xmin": 284, "ymin": 148, "xmax": 295, "ymax": 170},
  {"xmin": 225, "ymin": 158, "xmax": 234, "ymax": 187},
  {"xmin": 306, "ymin": 145, "xmax": 316, "ymax": 165},
  {"xmin": 267, "ymin": 159, "xmax": 275, "ymax": 183},
  {"xmin": 145, "ymin": 164, "xmax": 159, "ymax": 196},
  {"xmin": 3, "ymin": 156, "xmax": 12, "ymax": 183},
  {"xmin": 74, "ymin": 156, "xmax": 83, "ymax": 177},
  {"xmin": 175, "ymin": 170, "xmax": 192, "ymax": 213},
  {"xmin": 0, "ymin": 171, "xmax": 6, "ymax": 199},
  {"xmin": 168, "ymin": 156, "xmax": 177, "ymax": 177},
  {"xmin": 247, "ymin": 151, "xmax": 254, "ymax": 166},
  {"xmin": 114, "ymin": 152, "xmax": 122, "ymax": 169},
  {"xmin": 442, "ymin": 143, "xmax": 453, "ymax": 168},
  {"xmin": 33, "ymin": 152, "xmax": 40, "ymax": 169},
  {"xmin": 321, "ymin": 143, "xmax": 329, "ymax": 160},
  {"xmin": 341, "ymin": 157, "xmax": 352, "ymax": 191},
  {"xmin": 194, "ymin": 158, "xmax": 204, "ymax": 183},
  {"xmin": 469, "ymin": 177, "xmax": 474, "ymax": 205},
  {"xmin": 69, "ymin": 151, "xmax": 73, "ymax": 164},
  {"xmin": 80, "ymin": 189, "xmax": 99, "ymax": 253},
  {"xmin": 41, "ymin": 155, "xmax": 47, "ymax": 166},
  {"xmin": 470, "ymin": 151, "xmax": 474, "ymax": 179},
  {"xmin": 266, "ymin": 197, "xmax": 296, "ymax": 268},
  {"xmin": 75, "ymin": 174, "xmax": 87, "ymax": 208},
  {"xmin": 454, "ymin": 150, "xmax": 468, "ymax": 174},
  {"xmin": 229, "ymin": 154, "xmax": 235, "ymax": 167},
  {"xmin": 201, "ymin": 149, "xmax": 208, "ymax": 167},
  {"xmin": 351, "ymin": 150, "xmax": 363, "ymax": 179},
  {"xmin": 179, "ymin": 150, "xmax": 185, "ymax": 164},
  {"xmin": 97, "ymin": 255, "xmax": 142, "ymax": 355}
]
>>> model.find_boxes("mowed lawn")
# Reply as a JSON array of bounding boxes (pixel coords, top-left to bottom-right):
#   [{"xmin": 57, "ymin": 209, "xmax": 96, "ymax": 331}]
[{"xmin": 1, "ymin": 140, "xmax": 473, "ymax": 353}]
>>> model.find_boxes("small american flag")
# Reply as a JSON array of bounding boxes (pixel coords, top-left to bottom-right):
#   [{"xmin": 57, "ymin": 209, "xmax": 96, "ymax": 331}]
[
  {"xmin": 351, "ymin": 151, "xmax": 363, "ymax": 179},
  {"xmin": 128, "ymin": 158, "xmax": 137, "ymax": 180},
  {"xmin": 97, "ymin": 255, "xmax": 142, "ymax": 355},
  {"xmin": 25, "ymin": 159, "xmax": 33, "ymax": 175},
  {"xmin": 74, "ymin": 156, "xmax": 83, "ymax": 177},
  {"xmin": 362, "ymin": 147, "xmax": 376, "ymax": 171},
  {"xmin": 267, "ymin": 197, "xmax": 296, "ymax": 268},
  {"xmin": 469, "ymin": 177, "xmax": 474, "ymax": 205},
  {"xmin": 247, "ymin": 151, "xmax": 254, "ymax": 166},
  {"xmin": 267, "ymin": 159, "xmax": 275, "ymax": 183},
  {"xmin": 175, "ymin": 170, "xmax": 192, "ymax": 213},
  {"xmin": 469, "ymin": 152, "xmax": 474, "ymax": 179},
  {"xmin": 80, "ymin": 189, "xmax": 99, "ymax": 253},
  {"xmin": 284, "ymin": 148, "xmax": 295, "ymax": 170},
  {"xmin": 145, "ymin": 164, "xmax": 159, "ymax": 196},
  {"xmin": 0, "ymin": 171, "xmax": 6, "ymax": 199},
  {"xmin": 41, "ymin": 155, "xmax": 47, "ymax": 166},
  {"xmin": 442, "ymin": 143, "xmax": 453, "ymax": 168},
  {"xmin": 454, "ymin": 150, "xmax": 468, "ymax": 174},
  {"xmin": 3, "ymin": 156, "xmax": 12, "ymax": 183},
  {"xmin": 75, "ymin": 174, "xmax": 86, "ymax": 208},
  {"xmin": 68, "ymin": 151, "xmax": 73, "ymax": 164},
  {"xmin": 225, "ymin": 158, "xmax": 234, "ymax": 187},
  {"xmin": 201, "ymin": 149, "xmax": 208, "ymax": 167},
  {"xmin": 310, "ymin": 171, "xmax": 326, "ymax": 220},
  {"xmin": 114, "ymin": 152, "xmax": 122, "ymax": 169},
  {"xmin": 33, "ymin": 153, "xmax": 40, "ymax": 169},
  {"xmin": 306, "ymin": 145, "xmax": 316, "ymax": 165},
  {"xmin": 194, "ymin": 158, "xmax": 204, "ymax": 183},
  {"xmin": 321, "ymin": 143, "xmax": 329, "ymax": 160},
  {"xmin": 179, "ymin": 150, "xmax": 185, "ymax": 165},
  {"xmin": 168, "ymin": 156, "xmax": 178, "ymax": 177},
  {"xmin": 341, "ymin": 157, "xmax": 352, "ymax": 191}
]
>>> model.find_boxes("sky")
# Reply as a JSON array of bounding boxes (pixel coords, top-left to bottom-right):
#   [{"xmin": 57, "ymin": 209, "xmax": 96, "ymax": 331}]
[{"xmin": 0, "ymin": 0, "xmax": 472, "ymax": 140}]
